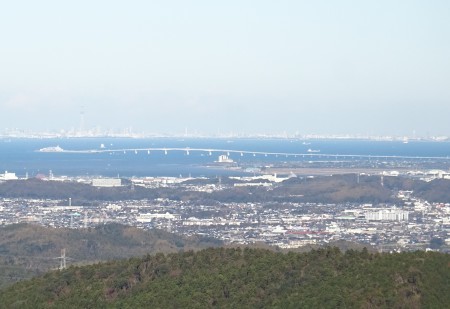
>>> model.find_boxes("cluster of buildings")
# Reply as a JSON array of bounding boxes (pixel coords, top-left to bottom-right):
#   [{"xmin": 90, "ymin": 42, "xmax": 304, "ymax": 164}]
[{"xmin": 0, "ymin": 178, "xmax": 449, "ymax": 252}]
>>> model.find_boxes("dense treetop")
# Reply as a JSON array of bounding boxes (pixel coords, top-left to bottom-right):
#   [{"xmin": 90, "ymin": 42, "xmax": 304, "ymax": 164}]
[{"xmin": 1, "ymin": 247, "xmax": 449, "ymax": 308}]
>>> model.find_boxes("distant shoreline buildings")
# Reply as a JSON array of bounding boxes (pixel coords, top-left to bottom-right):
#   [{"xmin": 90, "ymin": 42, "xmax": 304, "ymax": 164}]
[{"xmin": 0, "ymin": 128, "xmax": 449, "ymax": 142}]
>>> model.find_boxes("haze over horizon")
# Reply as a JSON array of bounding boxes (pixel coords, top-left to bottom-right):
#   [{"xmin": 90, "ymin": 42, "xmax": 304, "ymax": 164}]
[{"xmin": 1, "ymin": 1, "xmax": 449, "ymax": 136}]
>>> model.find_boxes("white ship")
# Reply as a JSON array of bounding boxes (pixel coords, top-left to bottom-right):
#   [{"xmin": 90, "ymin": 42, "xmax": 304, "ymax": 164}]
[
  {"xmin": 39, "ymin": 146, "xmax": 64, "ymax": 152},
  {"xmin": 307, "ymin": 148, "xmax": 320, "ymax": 153}
]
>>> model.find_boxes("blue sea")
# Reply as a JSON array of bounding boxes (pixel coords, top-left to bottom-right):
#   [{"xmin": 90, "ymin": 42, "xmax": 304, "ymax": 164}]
[{"xmin": 1, "ymin": 138, "xmax": 450, "ymax": 178}]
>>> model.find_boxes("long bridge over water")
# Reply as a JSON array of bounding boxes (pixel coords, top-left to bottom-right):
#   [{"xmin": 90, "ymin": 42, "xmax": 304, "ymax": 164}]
[{"xmin": 41, "ymin": 147, "xmax": 450, "ymax": 161}]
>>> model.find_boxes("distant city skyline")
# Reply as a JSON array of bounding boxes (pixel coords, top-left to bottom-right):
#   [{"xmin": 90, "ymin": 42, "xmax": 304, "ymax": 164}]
[
  {"xmin": 2, "ymin": 125, "xmax": 448, "ymax": 141},
  {"xmin": 1, "ymin": 1, "xmax": 449, "ymax": 136}
]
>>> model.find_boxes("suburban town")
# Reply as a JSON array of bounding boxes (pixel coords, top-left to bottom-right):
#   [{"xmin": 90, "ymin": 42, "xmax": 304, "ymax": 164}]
[{"xmin": 1, "ymin": 169, "xmax": 449, "ymax": 253}]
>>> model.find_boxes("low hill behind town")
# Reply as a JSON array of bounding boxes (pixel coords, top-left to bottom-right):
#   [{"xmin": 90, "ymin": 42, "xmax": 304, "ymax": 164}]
[{"xmin": 3, "ymin": 175, "xmax": 450, "ymax": 204}]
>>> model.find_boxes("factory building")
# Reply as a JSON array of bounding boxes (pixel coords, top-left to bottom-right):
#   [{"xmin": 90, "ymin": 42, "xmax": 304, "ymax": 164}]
[
  {"xmin": 0, "ymin": 171, "xmax": 18, "ymax": 181},
  {"xmin": 92, "ymin": 178, "xmax": 122, "ymax": 187}
]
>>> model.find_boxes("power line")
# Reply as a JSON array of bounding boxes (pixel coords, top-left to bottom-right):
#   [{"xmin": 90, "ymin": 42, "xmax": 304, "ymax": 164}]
[{"xmin": 0, "ymin": 253, "xmax": 60, "ymax": 260}]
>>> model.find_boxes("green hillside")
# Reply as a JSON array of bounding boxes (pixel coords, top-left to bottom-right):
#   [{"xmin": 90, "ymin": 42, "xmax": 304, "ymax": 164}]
[
  {"xmin": 0, "ymin": 223, "xmax": 221, "ymax": 289},
  {"xmin": 1, "ymin": 247, "xmax": 449, "ymax": 308}
]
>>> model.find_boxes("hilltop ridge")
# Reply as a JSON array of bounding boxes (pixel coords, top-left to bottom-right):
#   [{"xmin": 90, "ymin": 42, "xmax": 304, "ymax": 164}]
[{"xmin": 1, "ymin": 247, "xmax": 449, "ymax": 308}]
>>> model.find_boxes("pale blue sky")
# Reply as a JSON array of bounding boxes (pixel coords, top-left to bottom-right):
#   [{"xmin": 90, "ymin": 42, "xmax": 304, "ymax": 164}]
[{"xmin": 1, "ymin": 1, "xmax": 449, "ymax": 135}]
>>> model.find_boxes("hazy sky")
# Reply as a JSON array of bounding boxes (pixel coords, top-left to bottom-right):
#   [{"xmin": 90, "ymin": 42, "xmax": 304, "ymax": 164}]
[{"xmin": 1, "ymin": 1, "xmax": 449, "ymax": 136}]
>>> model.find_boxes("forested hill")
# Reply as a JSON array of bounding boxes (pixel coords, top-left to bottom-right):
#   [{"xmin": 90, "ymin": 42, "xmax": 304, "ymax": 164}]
[
  {"xmin": 1, "ymin": 247, "xmax": 449, "ymax": 308},
  {"xmin": 5, "ymin": 176, "xmax": 450, "ymax": 203},
  {"xmin": 0, "ymin": 223, "xmax": 221, "ymax": 288}
]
